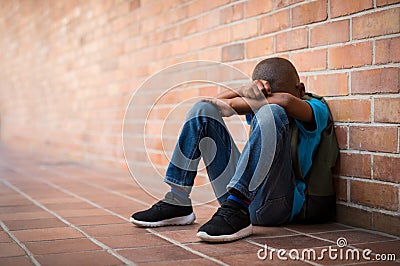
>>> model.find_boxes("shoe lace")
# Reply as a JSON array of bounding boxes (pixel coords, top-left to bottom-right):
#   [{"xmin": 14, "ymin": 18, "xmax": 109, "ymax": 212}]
[
  {"xmin": 153, "ymin": 200, "xmax": 170, "ymax": 210},
  {"xmin": 214, "ymin": 205, "xmax": 238, "ymax": 218}
]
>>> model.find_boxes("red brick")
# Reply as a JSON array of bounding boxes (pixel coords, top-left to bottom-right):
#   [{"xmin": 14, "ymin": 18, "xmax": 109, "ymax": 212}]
[
  {"xmin": 246, "ymin": 36, "xmax": 274, "ymax": 58},
  {"xmin": 307, "ymin": 73, "xmax": 348, "ymax": 96},
  {"xmin": 244, "ymin": 0, "xmax": 273, "ymax": 17},
  {"xmin": 376, "ymin": 37, "xmax": 400, "ymax": 64},
  {"xmin": 353, "ymin": 8, "xmax": 400, "ymax": 39},
  {"xmin": 310, "ymin": 20, "xmax": 350, "ymax": 47},
  {"xmin": 338, "ymin": 152, "xmax": 371, "ymax": 178},
  {"xmin": 376, "ymin": 0, "xmax": 400, "ymax": 6},
  {"xmin": 351, "ymin": 68, "xmax": 399, "ymax": 94},
  {"xmin": 328, "ymin": 42, "xmax": 372, "ymax": 69},
  {"xmin": 334, "ymin": 125, "xmax": 348, "ymax": 149},
  {"xmin": 349, "ymin": 126, "xmax": 398, "ymax": 153},
  {"xmin": 260, "ymin": 9, "xmax": 290, "ymax": 34},
  {"xmin": 276, "ymin": 28, "xmax": 308, "ymax": 52},
  {"xmin": 200, "ymin": 10, "xmax": 220, "ymax": 30},
  {"xmin": 334, "ymin": 177, "xmax": 347, "ymax": 201},
  {"xmin": 222, "ymin": 43, "xmax": 244, "ymax": 62},
  {"xmin": 220, "ymin": 3, "xmax": 243, "ymax": 24},
  {"xmin": 374, "ymin": 97, "xmax": 400, "ymax": 123},
  {"xmin": 336, "ymin": 205, "xmax": 372, "ymax": 230},
  {"xmin": 207, "ymin": 27, "xmax": 230, "ymax": 47},
  {"xmin": 230, "ymin": 19, "xmax": 258, "ymax": 40},
  {"xmin": 292, "ymin": 0, "xmax": 327, "ymax": 27},
  {"xmin": 290, "ymin": 49, "xmax": 327, "ymax": 72},
  {"xmin": 328, "ymin": 99, "xmax": 371, "ymax": 122},
  {"xmin": 373, "ymin": 155, "xmax": 400, "ymax": 183},
  {"xmin": 187, "ymin": 0, "xmax": 206, "ymax": 17},
  {"xmin": 350, "ymin": 180, "xmax": 398, "ymax": 210},
  {"xmin": 373, "ymin": 212, "xmax": 400, "ymax": 236},
  {"xmin": 330, "ymin": 0, "xmax": 373, "ymax": 18},
  {"xmin": 179, "ymin": 19, "xmax": 199, "ymax": 36}
]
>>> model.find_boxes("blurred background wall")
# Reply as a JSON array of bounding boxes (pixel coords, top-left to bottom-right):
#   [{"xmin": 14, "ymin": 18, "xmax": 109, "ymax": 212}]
[{"xmin": 0, "ymin": 0, "xmax": 399, "ymax": 235}]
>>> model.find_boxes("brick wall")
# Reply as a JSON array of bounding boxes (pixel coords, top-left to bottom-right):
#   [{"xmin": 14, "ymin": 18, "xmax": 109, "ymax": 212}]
[{"xmin": 0, "ymin": 0, "xmax": 399, "ymax": 235}]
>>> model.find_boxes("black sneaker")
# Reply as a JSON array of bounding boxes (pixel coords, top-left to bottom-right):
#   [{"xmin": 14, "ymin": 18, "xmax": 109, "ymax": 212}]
[
  {"xmin": 130, "ymin": 192, "xmax": 195, "ymax": 227},
  {"xmin": 196, "ymin": 199, "xmax": 252, "ymax": 242}
]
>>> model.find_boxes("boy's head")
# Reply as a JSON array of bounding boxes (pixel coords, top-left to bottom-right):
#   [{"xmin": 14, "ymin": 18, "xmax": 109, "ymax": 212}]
[{"xmin": 252, "ymin": 57, "xmax": 305, "ymax": 98}]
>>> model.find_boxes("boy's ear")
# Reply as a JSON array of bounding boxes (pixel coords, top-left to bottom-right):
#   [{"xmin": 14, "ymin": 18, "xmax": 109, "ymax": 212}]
[{"xmin": 296, "ymin": 82, "xmax": 306, "ymax": 97}]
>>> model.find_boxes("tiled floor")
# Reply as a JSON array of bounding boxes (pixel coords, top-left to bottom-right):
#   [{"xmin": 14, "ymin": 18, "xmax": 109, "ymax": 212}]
[{"xmin": 0, "ymin": 146, "xmax": 399, "ymax": 266}]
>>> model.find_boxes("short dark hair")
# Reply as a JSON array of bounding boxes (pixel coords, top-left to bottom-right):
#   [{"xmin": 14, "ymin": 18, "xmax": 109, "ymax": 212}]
[{"xmin": 252, "ymin": 57, "xmax": 300, "ymax": 95}]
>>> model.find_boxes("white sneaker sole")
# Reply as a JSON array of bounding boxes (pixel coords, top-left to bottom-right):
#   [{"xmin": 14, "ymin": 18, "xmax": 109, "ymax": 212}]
[
  {"xmin": 196, "ymin": 224, "xmax": 253, "ymax": 242},
  {"xmin": 129, "ymin": 212, "xmax": 196, "ymax": 227}
]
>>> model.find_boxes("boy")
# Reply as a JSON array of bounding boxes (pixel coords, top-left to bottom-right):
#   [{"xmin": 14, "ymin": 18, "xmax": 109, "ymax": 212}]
[{"xmin": 130, "ymin": 57, "xmax": 329, "ymax": 242}]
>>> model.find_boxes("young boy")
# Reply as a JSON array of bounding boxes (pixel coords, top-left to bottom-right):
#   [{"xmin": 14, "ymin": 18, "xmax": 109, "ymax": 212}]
[{"xmin": 130, "ymin": 57, "xmax": 329, "ymax": 242}]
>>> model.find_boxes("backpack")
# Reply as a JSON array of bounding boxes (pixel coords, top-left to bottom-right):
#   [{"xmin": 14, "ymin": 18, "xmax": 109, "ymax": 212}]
[{"xmin": 290, "ymin": 93, "xmax": 339, "ymax": 224}]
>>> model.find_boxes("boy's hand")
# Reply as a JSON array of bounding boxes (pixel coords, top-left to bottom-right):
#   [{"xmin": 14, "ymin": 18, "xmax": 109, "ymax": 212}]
[
  {"xmin": 238, "ymin": 80, "xmax": 272, "ymax": 99},
  {"xmin": 201, "ymin": 98, "xmax": 236, "ymax": 117}
]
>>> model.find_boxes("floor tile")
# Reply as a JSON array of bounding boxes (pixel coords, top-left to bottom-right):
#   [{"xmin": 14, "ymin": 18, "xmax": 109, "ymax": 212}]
[
  {"xmin": 43, "ymin": 202, "xmax": 95, "ymax": 210},
  {"xmin": 216, "ymin": 253, "xmax": 310, "ymax": 265},
  {"xmin": 67, "ymin": 215, "xmax": 126, "ymax": 226},
  {"xmin": 159, "ymin": 229, "xmax": 200, "ymax": 243},
  {"xmin": 354, "ymin": 240, "xmax": 400, "ymax": 258},
  {"xmin": 4, "ymin": 218, "xmax": 66, "ymax": 231},
  {"xmin": 251, "ymin": 234, "xmax": 332, "ymax": 250},
  {"xmin": 186, "ymin": 240, "xmax": 260, "ymax": 257},
  {"xmin": 24, "ymin": 238, "xmax": 101, "ymax": 255},
  {"xmin": 36, "ymin": 250, "xmax": 123, "ymax": 266},
  {"xmin": 0, "ymin": 205, "xmax": 42, "ymax": 214},
  {"xmin": 0, "ymin": 242, "xmax": 26, "ymax": 257},
  {"xmin": 0, "ymin": 231, "xmax": 12, "ymax": 243},
  {"xmin": 250, "ymin": 226, "xmax": 298, "ymax": 239},
  {"xmin": 313, "ymin": 229, "xmax": 396, "ymax": 245},
  {"xmin": 12, "ymin": 227, "xmax": 84, "ymax": 242},
  {"xmin": 79, "ymin": 223, "xmax": 141, "ymax": 237},
  {"xmin": 0, "ymin": 211, "xmax": 54, "ymax": 221},
  {"xmin": 285, "ymin": 223, "xmax": 352, "ymax": 234},
  {"xmin": 118, "ymin": 245, "xmax": 200, "ymax": 263},
  {"xmin": 53, "ymin": 208, "xmax": 111, "ymax": 218},
  {"xmin": 137, "ymin": 258, "xmax": 220, "ymax": 265},
  {"xmin": 0, "ymin": 256, "xmax": 34, "ymax": 266},
  {"xmin": 98, "ymin": 233, "xmax": 170, "ymax": 249}
]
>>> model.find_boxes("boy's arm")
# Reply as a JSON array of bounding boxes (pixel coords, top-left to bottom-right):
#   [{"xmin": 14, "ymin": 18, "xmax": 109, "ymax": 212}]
[
  {"xmin": 267, "ymin": 92, "xmax": 314, "ymax": 123},
  {"xmin": 216, "ymin": 80, "xmax": 269, "ymax": 100},
  {"xmin": 204, "ymin": 93, "xmax": 313, "ymax": 123}
]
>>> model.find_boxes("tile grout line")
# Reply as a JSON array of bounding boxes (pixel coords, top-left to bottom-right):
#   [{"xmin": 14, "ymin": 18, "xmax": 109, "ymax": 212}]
[
  {"xmin": 0, "ymin": 220, "xmax": 41, "ymax": 266},
  {"xmin": 146, "ymin": 228, "xmax": 228, "ymax": 266},
  {"xmin": 4, "ymin": 161, "xmax": 226, "ymax": 265},
  {"xmin": 0, "ymin": 178, "xmax": 136, "ymax": 266}
]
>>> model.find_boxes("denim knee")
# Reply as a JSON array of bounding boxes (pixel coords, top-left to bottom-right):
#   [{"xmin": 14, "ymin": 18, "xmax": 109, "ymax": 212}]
[
  {"xmin": 186, "ymin": 101, "xmax": 221, "ymax": 121},
  {"xmin": 255, "ymin": 104, "xmax": 289, "ymax": 129}
]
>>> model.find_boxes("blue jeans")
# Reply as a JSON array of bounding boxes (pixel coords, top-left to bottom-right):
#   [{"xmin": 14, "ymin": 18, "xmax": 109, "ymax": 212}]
[{"xmin": 165, "ymin": 102, "xmax": 295, "ymax": 226}]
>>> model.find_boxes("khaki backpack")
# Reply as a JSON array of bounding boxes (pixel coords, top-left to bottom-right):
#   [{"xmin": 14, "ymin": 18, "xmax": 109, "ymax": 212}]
[{"xmin": 291, "ymin": 93, "xmax": 339, "ymax": 224}]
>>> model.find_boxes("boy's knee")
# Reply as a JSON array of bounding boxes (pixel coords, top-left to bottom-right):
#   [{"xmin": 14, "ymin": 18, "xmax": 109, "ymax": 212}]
[
  {"xmin": 187, "ymin": 101, "xmax": 220, "ymax": 119},
  {"xmin": 257, "ymin": 104, "xmax": 286, "ymax": 121}
]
